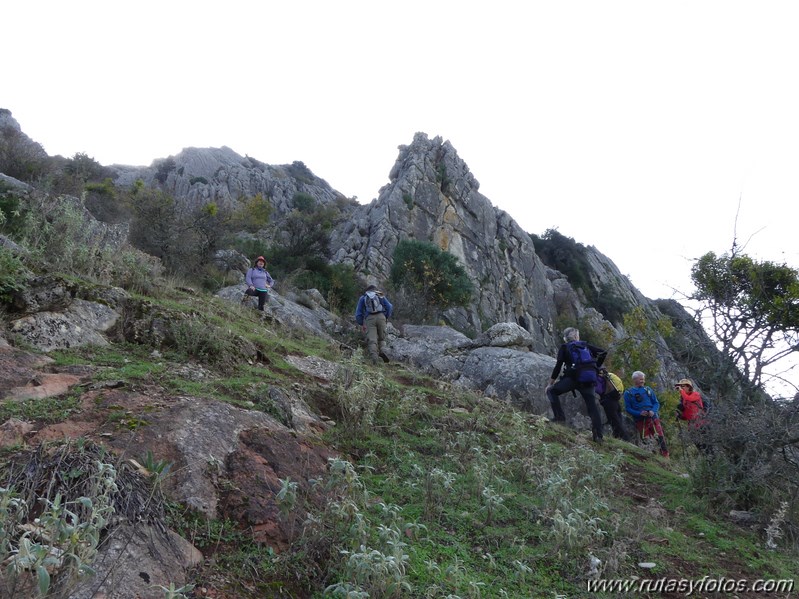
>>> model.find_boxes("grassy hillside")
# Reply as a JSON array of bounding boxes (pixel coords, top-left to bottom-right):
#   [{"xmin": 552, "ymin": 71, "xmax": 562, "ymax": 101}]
[{"xmin": 1, "ymin": 282, "xmax": 796, "ymax": 599}]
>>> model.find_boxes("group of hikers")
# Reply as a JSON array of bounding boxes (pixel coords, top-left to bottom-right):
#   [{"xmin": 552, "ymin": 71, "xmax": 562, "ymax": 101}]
[
  {"xmin": 239, "ymin": 257, "xmax": 706, "ymax": 457},
  {"xmin": 239, "ymin": 256, "xmax": 394, "ymax": 366},
  {"xmin": 546, "ymin": 326, "xmax": 709, "ymax": 455}
]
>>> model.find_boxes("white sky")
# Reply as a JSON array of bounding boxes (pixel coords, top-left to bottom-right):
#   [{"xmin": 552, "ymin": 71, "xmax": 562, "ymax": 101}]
[{"xmin": 3, "ymin": 1, "xmax": 797, "ymax": 304}]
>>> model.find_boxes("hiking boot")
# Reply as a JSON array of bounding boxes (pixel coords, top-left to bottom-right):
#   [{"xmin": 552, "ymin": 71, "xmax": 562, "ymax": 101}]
[{"xmin": 379, "ymin": 351, "xmax": 390, "ymax": 363}]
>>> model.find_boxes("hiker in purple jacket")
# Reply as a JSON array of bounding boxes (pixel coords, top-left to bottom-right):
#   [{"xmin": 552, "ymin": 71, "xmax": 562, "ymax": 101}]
[
  {"xmin": 545, "ymin": 327, "xmax": 607, "ymax": 443},
  {"xmin": 242, "ymin": 256, "xmax": 274, "ymax": 311}
]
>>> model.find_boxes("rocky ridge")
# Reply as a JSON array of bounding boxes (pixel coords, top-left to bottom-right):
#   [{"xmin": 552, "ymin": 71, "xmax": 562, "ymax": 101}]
[{"xmin": 110, "ymin": 146, "xmax": 348, "ymax": 217}]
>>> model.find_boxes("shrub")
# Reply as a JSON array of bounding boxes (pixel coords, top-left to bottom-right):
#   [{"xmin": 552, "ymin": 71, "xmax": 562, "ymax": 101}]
[
  {"xmin": 291, "ymin": 261, "xmax": 360, "ymax": 315},
  {"xmin": 84, "ymin": 178, "xmax": 130, "ymax": 224},
  {"xmin": 166, "ymin": 315, "xmax": 252, "ymax": 370},
  {"xmin": 0, "ymin": 441, "xmax": 120, "ymax": 598},
  {"xmin": 230, "ymin": 194, "xmax": 272, "ymax": 233},
  {"xmin": 532, "ymin": 228, "xmax": 629, "ymax": 324},
  {"xmin": 286, "ymin": 161, "xmax": 315, "ymax": 184},
  {"xmin": 154, "ymin": 157, "xmax": 177, "ymax": 184},
  {"xmin": 389, "ymin": 239, "xmax": 473, "ymax": 322},
  {"xmin": 292, "ymin": 192, "xmax": 316, "ymax": 213},
  {"xmin": 0, "ymin": 247, "xmax": 28, "ymax": 304},
  {"xmin": 0, "ymin": 183, "xmax": 28, "ymax": 235}
]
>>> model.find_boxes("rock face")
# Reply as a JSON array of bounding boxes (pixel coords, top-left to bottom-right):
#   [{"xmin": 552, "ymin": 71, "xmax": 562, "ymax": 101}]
[
  {"xmin": 69, "ymin": 524, "xmax": 202, "ymax": 599},
  {"xmin": 383, "ymin": 322, "xmax": 595, "ymax": 422},
  {"xmin": 7, "ymin": 276, "xmax": 128, "ymax": 352},
  {"xmin": 329, "ymin": 133, "xmax": 558, "ymax": 351},
  {"xmin": 216, "ymin": 284, "xmax": 344, "ymax": 341},
  {"xmin": 110, "ymin": 146, "xmax": 349, "ymax": 217},
  {"xmin": 0, "ymin": 109, "xmax": 49, "ymax": 180}
]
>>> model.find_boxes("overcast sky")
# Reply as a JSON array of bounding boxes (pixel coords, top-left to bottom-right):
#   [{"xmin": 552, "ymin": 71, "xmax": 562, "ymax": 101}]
[{"xmin": 4, "ymin": 1, "xmax": 797, "ymax": 305}]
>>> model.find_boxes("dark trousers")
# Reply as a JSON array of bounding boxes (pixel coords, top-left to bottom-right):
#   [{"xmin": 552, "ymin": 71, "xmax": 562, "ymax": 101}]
[
  {"xmin": 547, "ymin": 377, "xmax": 604, "ymax": 440},
  {"xmin": 599, "ymin": 391, "xmax": 630, "ymax": 441},
  {"xmin": 244, "ymin": 288, "xmax": 269, "ymax": 310}
]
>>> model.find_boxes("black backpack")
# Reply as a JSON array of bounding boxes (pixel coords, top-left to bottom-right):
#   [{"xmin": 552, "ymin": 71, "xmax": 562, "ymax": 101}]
[
  {"xmin": 567, "ymin": 340, "xmax": 598, "ymax": 384},
  {"xmin": 364, "ymin": 291, "xmax": 384, "ymax": 315}
]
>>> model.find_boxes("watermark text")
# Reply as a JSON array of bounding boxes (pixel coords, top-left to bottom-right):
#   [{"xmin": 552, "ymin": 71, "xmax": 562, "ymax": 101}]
[{"xmin": 587, "ymin": 576, "xmax": 794, "ymax": 595}]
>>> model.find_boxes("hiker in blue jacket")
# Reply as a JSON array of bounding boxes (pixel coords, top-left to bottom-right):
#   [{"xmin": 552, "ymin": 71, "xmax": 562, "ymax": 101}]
[
  {"xmin": 623, "ymin": 371, "xmax": 669, "ymax": 457},
  {"xmin": 545, "ymin": 327, "xmax": 607, "ymax": 443},
  {"xmin": 355, "ymin": 285, "xmax": 393, "ymax": 365},
  {"xmin": 242, "ymin": 256, "xmax": 275, "ymax": 311}
]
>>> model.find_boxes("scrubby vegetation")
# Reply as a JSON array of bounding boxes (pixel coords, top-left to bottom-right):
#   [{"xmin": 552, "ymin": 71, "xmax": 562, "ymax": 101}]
[
  {"xmin": 531, "ymin": 228, "xmax": 630, "ymax": 324},
  {"xmin": 5, "ymin": 316, "xmax": 794, "ymax": 597},
  {"xmin": 390, "ymin": 239, "xmax": 473, "ymax": 324}
]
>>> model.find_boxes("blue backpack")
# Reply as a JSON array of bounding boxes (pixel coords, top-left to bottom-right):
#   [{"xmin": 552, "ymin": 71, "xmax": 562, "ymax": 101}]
[{"xmin": 567, "ymin": 340, "xmax": 597, "ymax": 384}]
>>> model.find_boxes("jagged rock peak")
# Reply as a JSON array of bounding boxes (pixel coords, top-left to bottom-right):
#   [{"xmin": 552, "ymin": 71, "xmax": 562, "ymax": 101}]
[
  {"xmin": 388, "ymin": 132, "xmax": 480, "ymax": 193},
  {"xmin": 329, "ymin": 132, "xmax": 559, "ymax": 350}
]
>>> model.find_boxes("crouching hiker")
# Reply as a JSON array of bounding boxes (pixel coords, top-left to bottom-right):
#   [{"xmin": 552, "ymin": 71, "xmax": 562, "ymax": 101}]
[
  {"xmin": 596, "ymin": 368, "xmax": 631, "ymax": 441},
  {"xmin": 545, "ymin": 327, "xmax": 607, "ymax": 443},
  {"xmin": 623, "ymin": 371, "xmax": 669, "ymax": 457},
  {"xmin": 355, "ymin": 285, "xmax": 393, "ymax": 365}
]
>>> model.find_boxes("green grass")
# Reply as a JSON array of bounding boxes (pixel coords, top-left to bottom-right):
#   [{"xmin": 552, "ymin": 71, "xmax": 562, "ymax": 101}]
[{"xmin": 0, "ymin": 393, "xmax": 82, "ymax": 424}]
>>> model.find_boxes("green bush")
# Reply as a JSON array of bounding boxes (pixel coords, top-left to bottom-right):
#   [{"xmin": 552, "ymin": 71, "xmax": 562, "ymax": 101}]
[
  {"xmin": 390, "ymin": 239, "xmax": 473, "ymax": 321},
  {"xmin": 292, "ymin": 192, "xmax": 316, "ymax": 213},
  {"xmin": 154, "ymin": 157, "xmax": 177, "ymax": 184},
  {"xmin": 0, "ymin": 247, "xmax": 27, "ymax": 304},
  {"xmin": 230, "ymin": 194, "xmax": 272, "ymax": 233},
  {"xmin": 0, "ymin": 184, "xmax": 27, "ymax": 236}
]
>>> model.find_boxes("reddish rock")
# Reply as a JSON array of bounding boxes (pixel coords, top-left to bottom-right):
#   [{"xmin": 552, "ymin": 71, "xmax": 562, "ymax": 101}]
[
  {"xmin": 5, "ymin": 372, "xmax": 82, "ymax": 401},
  {"xmin": 221, "ymin": 428, "xmax": 335, "ymax": 549}
]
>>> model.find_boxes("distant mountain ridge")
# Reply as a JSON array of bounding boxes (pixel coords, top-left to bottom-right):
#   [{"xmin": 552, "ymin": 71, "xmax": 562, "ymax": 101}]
[{"xmin": 110, "ymin": 145, "xmax": 345, "ymax": 218}]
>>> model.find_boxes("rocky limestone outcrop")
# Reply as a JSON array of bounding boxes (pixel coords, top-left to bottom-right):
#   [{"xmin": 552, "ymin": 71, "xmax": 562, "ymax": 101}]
[
  {"xmin": 386, "ymin": 323, "xmax": 559, "ymax": 417},
  {"xmin": 329, "ymin": 133, "xmax": 559, "ymax": 351},
  {"xmin": 7, "ymin": 275, "xmax": 128, "ymax": 352},
  {"xmin": 110, "ymin": 146, "xmax": 349, "ymax": 217},
  {"xmin": 216, "ymin": 284, "xmax": 344, "ymax": 341}
]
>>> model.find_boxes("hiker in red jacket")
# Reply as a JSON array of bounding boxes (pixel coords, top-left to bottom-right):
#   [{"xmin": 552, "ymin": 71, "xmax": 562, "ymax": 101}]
[
  {"xmin": 675, "ymin": 378, "xmax": 710, "ymax": 453},
  {"xmin": 675, "ymin": 378, "xmax": 705, "ymax": 422}
]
